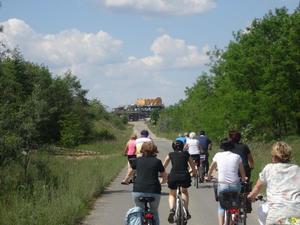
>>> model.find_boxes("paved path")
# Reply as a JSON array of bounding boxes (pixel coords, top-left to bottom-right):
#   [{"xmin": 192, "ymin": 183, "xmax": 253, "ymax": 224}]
[{"xmin": 82, "ymin": 121, "xmax": 261, "ymax": 225}]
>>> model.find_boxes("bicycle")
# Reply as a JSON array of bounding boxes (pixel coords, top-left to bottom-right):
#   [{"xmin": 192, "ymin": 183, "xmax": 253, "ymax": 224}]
[
  {"xmin": 211, "ymin": 179, "xmax": 249, "ymax": 225},
  {"xmin": 192, "ymin": 158, "xmax": 200, "ymax": 188},
  {"xmin": 174, "ymin": 185, "xmax": 188, "ymax": 225},
  {"xmin": 255, "ymin": 195, "xmax": 300, "ymax": 225},
  {"xmin": 138, "ymin": 196, "xmax": 155, "ymax": 225},
  {"xmin": 198, "ymin": 154, "xmax": 206, "ymax": 183}
]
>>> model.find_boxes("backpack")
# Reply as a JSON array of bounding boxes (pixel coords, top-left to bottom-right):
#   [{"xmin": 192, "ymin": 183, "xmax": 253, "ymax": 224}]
[{"xmin": 124, "ymin": 206, "xmax": 143, "ymax": 225}]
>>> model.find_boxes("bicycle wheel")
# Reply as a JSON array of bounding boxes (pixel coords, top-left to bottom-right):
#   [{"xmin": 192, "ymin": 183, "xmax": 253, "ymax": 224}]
[
  {"xmin": 145, "ymin": 218, "xmax": 154, "ymax": 225},
  {"xmin": 196, "ymin": 169, "xmax": 199, "ymax": 188},
  {"xmin": 224, "ymin": 211, "xmax": 231, "ymax": 225},
  {"xmin": 176, "ymin": 198, "xmax": 185, "ymax": 225},
  {"xmin": 198, "ymin": 165, "xmax": 204, "ymax": 183}
]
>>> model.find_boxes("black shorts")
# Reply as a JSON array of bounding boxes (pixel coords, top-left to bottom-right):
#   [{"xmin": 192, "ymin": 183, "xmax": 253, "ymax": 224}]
[
  {"xmin": 128, "ymin": 156, "xmax": 137, "ymax": 168},
  {"xmin": 167, "ymin": 172, "xmax": 191, "ymax": 189},
  {"xmin": 190, "ymin": 154, "xmax": 200, "ymax": 167}
]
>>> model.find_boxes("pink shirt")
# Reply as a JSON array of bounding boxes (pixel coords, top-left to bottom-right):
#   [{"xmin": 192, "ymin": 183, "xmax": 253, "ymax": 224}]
[{"xmin": 127, "ymin": 139, "xmax": 136, "ymax": 156}]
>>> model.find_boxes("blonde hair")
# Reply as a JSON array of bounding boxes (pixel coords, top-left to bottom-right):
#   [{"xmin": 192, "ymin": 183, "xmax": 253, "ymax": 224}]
[
  {"xmin": 140, "ymin": 142, "xmax": 158, "ymax": 156},
  {"xmin": 189, "ymin": 132, "xmax": 196, "ymax": 139},
  {"xmin": 271, "ymin": 141, "xmax": 291, "ymax": 163}
]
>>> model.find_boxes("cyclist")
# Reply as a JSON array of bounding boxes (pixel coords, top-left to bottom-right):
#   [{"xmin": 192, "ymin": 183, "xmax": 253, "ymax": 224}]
[
  {"xmin": 176, "ymin": 133, "xmax": 187, "ymax": 144},
  {"xmin": 135, "ymin": 129, "xmax": 152, "ymax": 157},
  {"xmin": 186, "ymin": 132, "xmax": 201, "ymax": 169},
  {"xmin": 121, "ymin": 134, "xmax": 137, "ymax": 185},
  {"xmin": 131, "ymin": 141, "xmax": 167, "ymax": 225},
  {"xmin": 229, "ymin": 131, "xmax": 254, "ymax": 181},
  {"xmin": 247, "ymin": 141, "xmax": 300, "ymax": 225},
  {"xmin": 206, "ymin": 139, "xmax": 246, "ymax": 225},
  {"xmin": 197, "ymin": 130, "xmax": 212, "ymax": 175},
  {"xmin": 163, "ymin": 140, "xmax": 197, "ymax": 223}
]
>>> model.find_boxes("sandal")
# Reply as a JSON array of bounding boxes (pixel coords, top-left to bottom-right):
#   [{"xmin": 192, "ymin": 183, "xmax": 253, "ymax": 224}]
[{"xmin": 121, "ymin": 181, "xmax": 130, "ymax": 185}]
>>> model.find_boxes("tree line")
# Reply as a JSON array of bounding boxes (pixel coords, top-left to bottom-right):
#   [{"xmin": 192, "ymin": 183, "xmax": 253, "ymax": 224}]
[
  {"xmin": 0, "ymin": 47, "xmax": 126, "ymax": 169},
  {"xmin": 155, "ymin": 6, "xmax": 300, "ymax": 141}
]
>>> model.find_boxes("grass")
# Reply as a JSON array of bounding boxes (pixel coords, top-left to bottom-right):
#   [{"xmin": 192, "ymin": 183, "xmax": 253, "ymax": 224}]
[{"xmin": 0, "ymin": 123, "xmax": 132, "ymax": 225}]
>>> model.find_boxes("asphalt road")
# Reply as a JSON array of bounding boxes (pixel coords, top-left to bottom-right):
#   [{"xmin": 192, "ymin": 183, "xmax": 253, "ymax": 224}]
[{"xmin": 82, "ymin": 121, "xmax": 261, "ymax": 225}]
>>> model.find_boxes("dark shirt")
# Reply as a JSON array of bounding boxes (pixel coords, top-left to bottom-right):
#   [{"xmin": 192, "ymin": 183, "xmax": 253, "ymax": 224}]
[
  {"xmin": 231, "ymin": 142, "xmax": 251, "ymax": 167},
  {"xmin": 169, "ymin": 151, "xmax": 190, "ymax": 174},
  {"xmin": 132, "ymin": 155, "xmax": 165, "ymax": 194},
  {"xmin": 198, "ymin": 135, "xmax": 212, "ymax": 152}
]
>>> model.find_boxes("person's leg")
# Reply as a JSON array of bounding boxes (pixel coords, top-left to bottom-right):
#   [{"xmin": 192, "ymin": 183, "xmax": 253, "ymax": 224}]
[
  {"xmin": 168, "ymin": 189, "xmax": 176, "ymax": 210},
  {"xmin": 181, "ymin": 188, "xmax": 189, "ymax": 210},
  {"xmin": 122, "ymin": 161, "xmax": 133, "ymax": 183},
  {"xmin": 204, "ymin": 153, "xmax": 209, "ymax": 174},
  {"xmin": 218, "ymin": 209, "xmax": 225, "ymax": 225},
  {"xmin": 217, "ymin": 184, "xmax": 228, "ymax": 225},
  {"xmin": 149, "ymin": 193, "xmax": 161, "ymax": 225},
  {"xmin": 168, "ymin": 189, "xmax": 176, "ymax": 223},
  {"xmin": 181, "ymin": 187, "xmax": 191, "ymax": 219}
]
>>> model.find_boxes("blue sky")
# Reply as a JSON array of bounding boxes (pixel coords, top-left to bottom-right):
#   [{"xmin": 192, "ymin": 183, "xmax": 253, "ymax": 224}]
[{"xmin": 0, "ymin": 0, "xmax": 299, "ymax": 109}]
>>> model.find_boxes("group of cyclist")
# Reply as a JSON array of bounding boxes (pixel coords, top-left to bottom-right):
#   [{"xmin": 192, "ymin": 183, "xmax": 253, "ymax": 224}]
[{"xmin": 122, "ymin": 128, "xmax": 300, "ymax": 225}]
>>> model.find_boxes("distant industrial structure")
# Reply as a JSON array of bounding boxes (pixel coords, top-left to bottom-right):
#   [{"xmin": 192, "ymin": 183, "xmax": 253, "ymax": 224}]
[{"xmin": 113, "ymin": 97, "xmax": 164, "ymax": 121}]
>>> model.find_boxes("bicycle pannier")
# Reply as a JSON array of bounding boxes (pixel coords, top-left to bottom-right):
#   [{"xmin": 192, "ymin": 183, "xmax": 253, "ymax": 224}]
[
  {"xmin": 218, "ymin": 191, "xmax": 240, "ymax": 210},
  {"xmin": 125, "ymin": 206, "xmax": 143, "ymax": 225}
]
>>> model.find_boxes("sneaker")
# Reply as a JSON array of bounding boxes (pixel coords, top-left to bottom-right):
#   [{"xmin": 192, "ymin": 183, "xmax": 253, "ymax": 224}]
[
  {"xmin": 186, "ymin": 210, "xmax": 191, "ymax": 220},
  {"xmin": 168, "ymin": 209, "xmax": 175, "ymax": 223}
]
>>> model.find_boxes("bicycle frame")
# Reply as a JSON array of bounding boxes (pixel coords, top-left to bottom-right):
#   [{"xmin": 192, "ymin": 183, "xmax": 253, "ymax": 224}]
[
  {"xmin": 139, "ymin": 197, "xmax": 155, "ymax": 225},
  {"xmin": 192, "ymin": 159, "xmax": 200, "ymax": 188},
  {"xmin": 174, "ymin": 186, "xmax": 188, "ymax": 225},
  {"xmin": 198, "ymin": 154, "xmax": 206, "ymax": 183},
  {"xmin": 218, "ymin": 182, "xmax": 249, "ymax": 225}
]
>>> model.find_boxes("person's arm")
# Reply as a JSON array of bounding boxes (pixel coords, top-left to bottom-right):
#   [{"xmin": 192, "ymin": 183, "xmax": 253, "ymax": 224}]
[
  {"xmin": 160, "ymin": 171, "xmax": 168, "ymax": 184},
  {"xmin": 208, "ymin": 139, "xmax": 212, "ymax": 150},
  {"xmin": 188, "ymin": 156, "xmax": 197, "ymax": 177},
  {"xmin": 247, "ymin": 179, "xmax": 265, "ymax": 202},
  {"xmin": 163, "ymin": 155, "xmax": 170, "ymax": 169},
  {"xmin": 206, "ymin": 161, "xmax": 217, "ymax": 180},
  {"xmin": 247, "ymin": 152, "xmax": 254, "ymax": 169},
  {"xmin": 239, "ymin": 162, "xmax": 246, "ymax": 182},
  {"xmin": 183, "ymin": 143, "xmax": 189, "ymax": 150}
]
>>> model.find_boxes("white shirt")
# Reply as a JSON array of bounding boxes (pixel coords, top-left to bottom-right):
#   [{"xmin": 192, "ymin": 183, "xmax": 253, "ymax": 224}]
[
  {"xmin": 213, "ymin": 151, "xmax": 242, "ymax": 183},
  {"xmin": 135, "ymin": 137, "xmax": 152, "ymax": 155},
  {"xmin": 186, "ymin": 138, "xmax": 200, "ymax": 155},
  {"xmin": 259, "ymin": 163, "xmax": 300, "ymax": 224}
]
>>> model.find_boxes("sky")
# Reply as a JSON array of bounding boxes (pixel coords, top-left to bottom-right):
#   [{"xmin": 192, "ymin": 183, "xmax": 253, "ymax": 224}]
[{"xmin": 0, "ymin": 0, "xmax": 299, "ymax": 110}]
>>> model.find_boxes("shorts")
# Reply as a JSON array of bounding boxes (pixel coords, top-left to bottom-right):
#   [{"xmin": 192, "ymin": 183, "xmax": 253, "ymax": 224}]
[
  {"xmin": 190, "ymin": 154, "xmax": 200, "ymax": 167},
  {"xmin": 128, "ymin": 156, "xmax": 137, "ymax": 168},
  {"xmin": 167, "ymin": 172, "xmax": 191, "ymax": 189}
]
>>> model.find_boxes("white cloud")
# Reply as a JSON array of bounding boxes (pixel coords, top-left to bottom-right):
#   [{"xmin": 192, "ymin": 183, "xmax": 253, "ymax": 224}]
[
  {"xmin": 0, "ymin": 18, "xmax": 123, "ymax": 67},
  {"xmin": 98, "ymin": 0, "xmax": 216, "ymax": 15},
  {"xmin": 0, "ymin": 18, "xmax": 209, "ymax": 108}
]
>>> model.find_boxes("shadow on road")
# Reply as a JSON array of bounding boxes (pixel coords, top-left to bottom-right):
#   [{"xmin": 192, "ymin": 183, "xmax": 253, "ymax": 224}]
[{"xmin": 102, "ymin": 189, "xmax": 132, "ymax": 194}]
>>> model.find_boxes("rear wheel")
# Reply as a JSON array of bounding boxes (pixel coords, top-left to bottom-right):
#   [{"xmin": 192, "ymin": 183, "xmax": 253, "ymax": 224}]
[
  {"xmin": 224, "ymin": 211, "xmax": 231, "ymax": 225},
  {"xmin": 146, "ymin": 219, "xmax": 154, "ymax": 225},
  {"xmin": 198, "ymin": 165, "xmax": 205, "ymax": 183},
  {"xmin": 196, "ymin": 169, "xmax": 199, "ymax": 188},
  {"xmin": 176, "ymin": 199, "xmax": 184, "ymax": 225}
]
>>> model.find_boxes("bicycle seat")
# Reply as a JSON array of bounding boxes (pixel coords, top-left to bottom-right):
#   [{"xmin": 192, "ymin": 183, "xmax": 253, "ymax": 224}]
[{"xmin": 138, "ymin": 197, "xmax": 155, "ymax": 203}]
